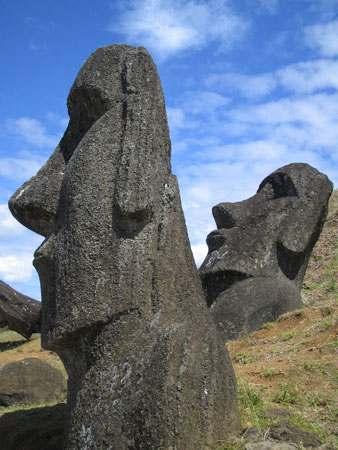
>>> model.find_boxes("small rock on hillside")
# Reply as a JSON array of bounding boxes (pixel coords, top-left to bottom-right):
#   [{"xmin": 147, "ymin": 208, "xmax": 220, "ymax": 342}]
[{"xmin": 0, "ymin": 358, "xmax": 66, "ymax": 407}]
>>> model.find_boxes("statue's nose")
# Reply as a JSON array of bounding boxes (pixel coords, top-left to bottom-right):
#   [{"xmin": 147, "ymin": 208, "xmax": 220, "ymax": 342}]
[
  {"xmin": 212, "ymin": 202, "xmax": 237, "ymax": 229},
  {"xmin": 8, "ymin": 147, "xmax": 65, "ymax": 237}
]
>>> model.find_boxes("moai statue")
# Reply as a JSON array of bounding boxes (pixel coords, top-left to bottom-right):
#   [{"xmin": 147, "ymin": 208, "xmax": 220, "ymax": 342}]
[
  {"xmin": 200, "ymin": 163, "xmax": 332, "ymax": 341},
  {"xmin": 0, "ymin": 280, "xmax": 40, "ymax": 339},
  {"xmin": 9, "ymin": 45, "xmax": 239, "ymax": 449}
]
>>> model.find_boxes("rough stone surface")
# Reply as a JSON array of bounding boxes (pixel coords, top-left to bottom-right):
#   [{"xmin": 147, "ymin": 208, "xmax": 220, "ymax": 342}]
[
  {"xmin": 0, "ymin": 358, "xmax": 66, "ymax": 406},
  {"xmin": 269, "ymin": 422, "xmax": 322, "ymax": 447},
  {"xmin": 200, "ymin": 163, "xmax": 333, "ymax": 340},
  {"xmin": 0, "ymin": 280, "xmax": 40, "ymax": 339},
  {"xmin": 9, "ymin": 45, "xmax": 239, "ymax": 449},
  {"xmin": 0, "ymin": 403, "xmax": 66, "ymax": 450}
]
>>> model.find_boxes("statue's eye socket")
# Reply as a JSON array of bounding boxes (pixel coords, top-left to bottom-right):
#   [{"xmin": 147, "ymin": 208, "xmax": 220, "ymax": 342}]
[{"xmin": 258, "ymin": 172, "xmax": 298, "ymax": 199}]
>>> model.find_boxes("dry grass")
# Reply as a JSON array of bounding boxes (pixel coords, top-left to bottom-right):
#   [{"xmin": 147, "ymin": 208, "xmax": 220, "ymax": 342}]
[{"xmin": 228, "ymin": 301, "xmax": 338, "ymax": 447}]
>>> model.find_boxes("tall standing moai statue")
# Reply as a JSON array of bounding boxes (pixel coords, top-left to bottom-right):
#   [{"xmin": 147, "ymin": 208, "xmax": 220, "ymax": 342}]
[
  {"xmin": 200, "ymin": 163, "xmax": 333, "ymax": 341},
  {"xmin": 9, "ymin": 45, "xmax": 239, "ymax": 449}
]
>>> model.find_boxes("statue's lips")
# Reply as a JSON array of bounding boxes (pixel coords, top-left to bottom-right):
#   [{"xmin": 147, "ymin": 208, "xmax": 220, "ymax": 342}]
[
  {"xmin": 206, "ymin": 229, "xmax": 226, "ymax": 251},
  {"xmin": 33, "ymin": 239, "xmax": 53, "ymax": 273},
  {"xmin": 202, "ymin": 230, "xmax": 256, "ymax": 278},
  {"xmin": 208, "ymin": 230, "xmax": 224, "ymax": 237},
  {"xmin": 32, "ymin": 253, "xmax": 47, "ymax": 274}
]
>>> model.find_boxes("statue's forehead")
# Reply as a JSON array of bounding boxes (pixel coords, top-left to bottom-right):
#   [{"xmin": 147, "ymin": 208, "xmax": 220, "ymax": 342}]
[
  {"xmin": 66, "ymin": 52, "xmax": 124, "ymax": 111},
  {"xmin": 259, "ymin": 163, "xmax": 328, "ymax": 200},
  {"xmin": 67, "ymin": 45, "xmax": 152, "ymax": 109}
]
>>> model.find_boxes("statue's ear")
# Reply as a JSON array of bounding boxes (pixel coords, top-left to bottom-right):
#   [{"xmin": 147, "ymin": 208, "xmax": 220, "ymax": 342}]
[
  {"xmin": 258, "ymin": 171, "xmax": 316, "ymax": 253},
  {"xmin": 113, "ymin": 51, "xmax": 170, "ymax": 237},
  {"xmin": 277, "ymin": 199, "xmax": 328, "ymax": 283},
  {"xmin": 278, "ymin": 203, "xmax": 321, "ymax": 253}
]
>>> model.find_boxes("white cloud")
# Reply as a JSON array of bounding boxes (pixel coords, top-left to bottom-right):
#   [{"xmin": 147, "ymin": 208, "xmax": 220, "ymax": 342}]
[
  {"xmin": 206, "ymin": 72, "xmax": 277, "ymax": 98},
  {"xmin": 0, "ymin": 204, "xmax": 44, "ymax": 292},
  {"xmin": 224, "ymin": 93, "xmax": 338, "ymax": 164},
  {"xmin": 0, "ymin": 156, "xmax": 44, "ymax": 181},
  {"xmin": 196, "ymin": 140, "xmax": 287, "ymax": 163},
  {"xmin": 0, "ymin": 254, "xmax": 34, "ymax": 282},
  {"xmin": 207, "ymin": 59, "xmax": 338, "ymax": 98},
  {"xmin": 304, "ymin": 20, "xmax": 338, "ymax": 56},
  {"xmin": 167, "ymin": 107, "xmax": 186, "ymax": 130},
  {"xmin": 111, "ymin": 0, "xmax": 247, "ymax": 58},
  {"xmin": 230, "ymin": 93, "xmax": 338, "ymax": 130},
  {"xmin": 46, "ymin": 112, "xmax": 68, "ymax": 129},
  {"xmin": 0, "ymin": 225, "xmax": 43, "ymax": 294},
  {"xmin": 185, "ymin": 90, "xmax": 230, "ymax": 114},
  {"xmin": 7, "ymin": 117, "xmax": 58, "ymax": 148},
  {"xmin": 0, "ymin": 204, "xmax": 25, "ymax": 235},
  {"xmin": 191, "ymin": 243, "xmax": 208, "ymax": 267},
  {"xmin": 277, "ymin": 59, "xmax": 338, "ymax": 93}
]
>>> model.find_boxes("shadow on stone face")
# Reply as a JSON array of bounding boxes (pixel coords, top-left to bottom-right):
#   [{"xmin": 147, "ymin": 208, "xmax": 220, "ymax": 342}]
[
  {"xmin": 0, "ymin": 403, "xmax": 66, "ymax": 450},
  {"xmin": 200, "ymin": 163, "xmax": 333, "ymax": 341}
]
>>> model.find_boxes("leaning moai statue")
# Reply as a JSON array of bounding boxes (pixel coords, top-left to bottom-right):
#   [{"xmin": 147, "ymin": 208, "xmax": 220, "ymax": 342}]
[
  {"xmin": 200, "ymin": 163, "xmax": 333, "ymax": 341},
  {"xmin": 0, "ymin": 280, "xmax": 41, "ymax": 339},
  {"xmin": 9, "ymin": 45, "xmax": 239, "ymax": 449}
]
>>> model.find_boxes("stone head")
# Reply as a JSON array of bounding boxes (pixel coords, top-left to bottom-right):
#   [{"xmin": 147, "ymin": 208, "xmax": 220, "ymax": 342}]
[
  {"xmin": 200, "ymin": 163, "xmax": 332, "ymax": 338},
  {"xmin": 9, "ymin": 45, "xmax": 171, "ymax": 349}
]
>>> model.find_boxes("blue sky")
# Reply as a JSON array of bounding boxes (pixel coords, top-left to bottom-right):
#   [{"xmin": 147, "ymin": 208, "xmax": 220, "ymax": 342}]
[{"xmin": 1, "ymin": 0, "xmax": 338, "ymax": 299}]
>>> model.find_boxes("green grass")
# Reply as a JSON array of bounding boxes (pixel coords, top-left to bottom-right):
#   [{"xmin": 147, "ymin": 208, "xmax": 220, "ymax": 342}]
[
  {"xmin": 234, "ymin": 378, "xmax": 338, "ymax": 448},
  {"xmin": 280, "ymin": 331, "xmax": 295, "ymax": 342},
  {"xmin": 302, "ymin": 360, "xmax": 327, "ymax": 374},
  {"xmin": 328, "ymin": 339, "xmax": 338, "ymax": 349},
  {"xmin": 272, "ymin": 383, "xmax": 299, "ymax": 405},
  {"xmin": 217, "ymin": 443, "xmax": 245, "ymax": 450},
  {"xmin": 319, "ymin": 318, "xmax": 334, "ymax": 331},
  {"xmin": 233, "ymin": 352, "xmax": 256, "ymax": 365},
  {"xmin": 305, "ymin": 392, "xmax": 327, "ymax": 407},
  {"xmin": 303, "ymin": 245, "xmax": 338, "ymax": 305},
  {"xmin": 237, "ymin": 380, "xmax": 271, "ymax": 430}
]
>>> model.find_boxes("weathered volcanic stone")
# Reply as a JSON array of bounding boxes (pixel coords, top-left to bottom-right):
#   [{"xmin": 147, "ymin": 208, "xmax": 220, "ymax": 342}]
[
  {"xmin": 0, "ymin": 358, "xmax": 66, "ymax": 407},
  {"xmin": 200, "ymin": 163, "xmax": 333, "ymax": 341},
  {"xmin": 0, "ymin": 280, "xmax": 40, "ymax": 339},
  {"xmin": 9, "ymin": 45, "xmax": 239, "ymax": 449}
]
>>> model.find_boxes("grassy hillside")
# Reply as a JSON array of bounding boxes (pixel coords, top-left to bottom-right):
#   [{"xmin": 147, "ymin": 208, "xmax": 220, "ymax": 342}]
[{"xmin": 303, "ymin": 190, "xmax": 338, "ymax": 307}]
